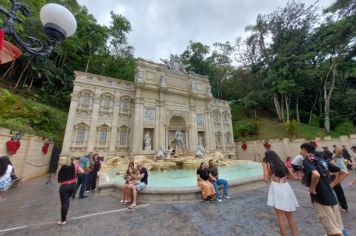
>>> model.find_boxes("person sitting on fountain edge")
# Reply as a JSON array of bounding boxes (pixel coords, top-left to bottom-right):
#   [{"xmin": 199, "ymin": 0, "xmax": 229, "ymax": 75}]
[
  {"xmin": 128, "ymin": 163, "xmax": 148, "ymax": 209},
  {"xmin": 208, "ymin": 160, "xmax": 230, "ymax": 202}
]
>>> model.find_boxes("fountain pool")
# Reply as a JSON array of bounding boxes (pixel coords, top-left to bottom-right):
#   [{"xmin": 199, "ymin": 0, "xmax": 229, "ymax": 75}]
[{"xmin": 102, "ymin": 162, "xmax": 262, "ymax": 189}]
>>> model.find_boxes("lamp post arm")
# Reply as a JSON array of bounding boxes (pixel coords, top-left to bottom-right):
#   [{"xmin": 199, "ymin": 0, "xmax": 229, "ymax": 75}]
[{"xmin": 0, "ymin": 0, "xmax": 58, "ymax": 57}]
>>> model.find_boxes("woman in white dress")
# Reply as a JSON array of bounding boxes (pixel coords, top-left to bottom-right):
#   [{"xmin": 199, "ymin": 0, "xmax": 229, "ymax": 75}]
[{"xmin": 262, "ymin": 150, "xmax": 299, "ymax": 236}]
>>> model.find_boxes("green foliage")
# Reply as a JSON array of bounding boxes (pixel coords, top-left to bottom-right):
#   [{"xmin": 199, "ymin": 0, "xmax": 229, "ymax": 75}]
[
  {"xmin": 0, "ymin": 89, "xmax": 67, "ymax": 147},
  {"xmin": 234, "ymin": 120, "xmax": 260, "ymax": 139},
  {"xmin": 334, "ymin": 121, "xmax": 355, "ymax": 134},
  {"xmin": 284, "ymin": 120, "xmax": 298, "ymax": 135},
  {"xmin": 0, "ymin": 0, "xmax": 135, "ymax": 109}
]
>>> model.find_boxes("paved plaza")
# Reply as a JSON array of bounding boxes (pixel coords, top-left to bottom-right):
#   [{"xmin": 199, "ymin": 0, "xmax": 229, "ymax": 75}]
[{"xmin": 0, "ymin": 173, "xmax": 355, "ymax": 236}]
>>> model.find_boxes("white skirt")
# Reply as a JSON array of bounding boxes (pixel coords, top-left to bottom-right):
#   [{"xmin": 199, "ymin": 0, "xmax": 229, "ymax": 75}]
[{"xmin": 267, "ymin": 181, "xmax": 299, "ymax": 212}]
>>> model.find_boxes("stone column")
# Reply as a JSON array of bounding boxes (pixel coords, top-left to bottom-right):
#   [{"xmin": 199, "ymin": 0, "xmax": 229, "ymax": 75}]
[
  {"xmin": 220, "ymin": 111, "xmax": 225, "ymax": 150},
  {"xmin": 109, "ymin": 93, "xmax": 121, "ymax": 153},
  {"xmin": 131, "ymin": 97, "xmax": 144, "ymax": 153},
  {"xmin": 87, "ymin": 89, "xmax": 101, "ymax": 152},
  {"xmin": 205, "ymin": 111, "xmax": 212, "ymax": 152},
  {"xmin": 189, "ymin": 110, "xmax": 198, "ymax": 153},
  {"xmin": 155, "ymin": 97, "xmax": 165, "ymax": 150},
  {"xmin": 61, "ymin": 86, "xmax": 80, "ymax": 156}
]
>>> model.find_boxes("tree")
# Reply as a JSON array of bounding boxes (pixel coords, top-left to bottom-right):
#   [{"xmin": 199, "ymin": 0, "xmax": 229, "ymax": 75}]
[{"xmin": 309, "ymin": 11, "xmax": 355, "ymax": 131}]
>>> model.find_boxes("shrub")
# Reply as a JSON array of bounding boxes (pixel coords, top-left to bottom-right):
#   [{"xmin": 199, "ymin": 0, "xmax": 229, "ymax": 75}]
[
  {"xmin": 234, "ymin": 120, "xmax": 259, "ymax": 137},
  {"xmin": 284, "ymin": 119, "xmax": 298, "ymax": 135}
]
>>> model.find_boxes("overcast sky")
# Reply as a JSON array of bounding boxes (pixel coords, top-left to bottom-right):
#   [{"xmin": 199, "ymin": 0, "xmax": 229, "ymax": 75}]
[{"xmin": 77, "ymin": 0, "xmax": 335, "ymax": 62}]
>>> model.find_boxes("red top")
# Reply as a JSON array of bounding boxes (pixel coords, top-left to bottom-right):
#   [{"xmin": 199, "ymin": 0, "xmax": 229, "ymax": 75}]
[{"xmin": 60, "ymin": 163, "xmax": 79, "ymax": 186}]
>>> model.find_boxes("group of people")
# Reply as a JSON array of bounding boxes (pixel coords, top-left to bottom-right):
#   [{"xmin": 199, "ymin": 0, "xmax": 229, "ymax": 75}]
[
  {"xmin": 264, "ymin": 143, "xmax": 356, "ymax": 236},
  {"xmin": 57, "ymin": 152, "xmax": 102, "ymax": 225},
  {"xmin": 196, "ymin": 160, "xmax": 230, "ymax": 202}
]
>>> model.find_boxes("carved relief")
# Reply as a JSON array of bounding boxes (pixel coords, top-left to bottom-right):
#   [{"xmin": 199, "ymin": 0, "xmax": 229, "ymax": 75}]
[
  {"xmin": 196, "ymin": 113, "xmax": 205, "ymax": 127},
  {"xmin": 213, "ymin": 110, "xmax": 221, "ymax": 126},
  {"xmin": 144, "ymin": 107, "xmax": 156, "ymax": 122},
  {"xmin": 222, "ymin": 111, "xmax": 230, "ymax": 127}
]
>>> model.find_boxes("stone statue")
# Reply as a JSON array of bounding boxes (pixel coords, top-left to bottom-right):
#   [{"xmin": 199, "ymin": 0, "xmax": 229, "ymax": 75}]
[
  {"xmin": 144, "ymin": 131, "xmax": 152, "ymax": 150},
  {"xmin": 175, "ymin": 128, "xmax": 184, "ymax": 150},
  {"xmin": 196, "ymin": 134, "xmax": 208, "ymax": 158},
  {"xmin": 156, "ymin": 146, "xmax": 169, "ymax": 160},
  {"xmin": 196, "ymin": 145, "xmax": 208, "ymax": 158},
  {"xmin": 191, "ymin": 80, "xmax": 197, "ymax": 93},
  {"xmin": 160, "ymin": 54, "xmax": 189, "ymax": 74},
  {"xmin": 160, "ymin": 75, "xmax": 167, "ymax": 88},
  {"xmin": 135, "ymin": 67, "xmax": 144, "ymax": 82}
]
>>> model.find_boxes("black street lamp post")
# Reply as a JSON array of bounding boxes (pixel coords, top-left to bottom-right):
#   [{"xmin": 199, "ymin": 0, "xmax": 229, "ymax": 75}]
[{"xmin": 0, "ymin": 0, "xmax": 77, "ymax": 57}]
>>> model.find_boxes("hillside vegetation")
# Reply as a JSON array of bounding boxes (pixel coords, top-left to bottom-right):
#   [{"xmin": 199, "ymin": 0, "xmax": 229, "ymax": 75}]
[
  {"xmin": 232, "ymin": 106, "xmax": 355, "ymax": 141},
  {"xmin": 0, "ymin": 89, "xmax": 67, "ymax": 146}
]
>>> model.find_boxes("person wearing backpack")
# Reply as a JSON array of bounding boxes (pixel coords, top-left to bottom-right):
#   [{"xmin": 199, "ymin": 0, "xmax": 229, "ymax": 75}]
[
  {"xmin": 57, "ymin": 156, "xmax": 84, "ymax": 225},
  {"xmin": 300, "ymin": 143, "xmax": 348, "ymax": 236}
]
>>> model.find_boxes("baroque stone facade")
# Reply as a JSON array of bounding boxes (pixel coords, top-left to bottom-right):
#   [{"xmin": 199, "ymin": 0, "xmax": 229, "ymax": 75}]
[{"xmin": 61, "ymin": 58, "xmax": 234, "ymax": 158}]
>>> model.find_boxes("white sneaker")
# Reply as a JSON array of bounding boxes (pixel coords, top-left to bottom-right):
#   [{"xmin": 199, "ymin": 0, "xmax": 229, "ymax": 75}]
[
  {"xmin": 224, "ymin": 195, "xmax": 230, "ymax": 199},
  {"xmin": 217, "ymin": 198, "xmax": 222, "ymax": 202}
]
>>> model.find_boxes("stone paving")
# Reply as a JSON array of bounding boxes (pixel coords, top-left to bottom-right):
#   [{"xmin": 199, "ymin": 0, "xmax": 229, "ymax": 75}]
[{"xmin": 0, "ymin": 172, "xmax": 355, "ymax": 236}]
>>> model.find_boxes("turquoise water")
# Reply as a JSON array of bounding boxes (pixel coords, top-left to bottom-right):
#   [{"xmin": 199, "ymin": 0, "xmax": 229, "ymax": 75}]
[{"xmin": 105, "ymin": 162, "xmax": 262, "ymax": 188}]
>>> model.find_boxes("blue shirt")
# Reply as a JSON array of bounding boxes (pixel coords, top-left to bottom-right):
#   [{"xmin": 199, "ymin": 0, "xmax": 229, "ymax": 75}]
[{"xmin": 79, "ymin": 156, "xmax": 90, "ymax": 172}]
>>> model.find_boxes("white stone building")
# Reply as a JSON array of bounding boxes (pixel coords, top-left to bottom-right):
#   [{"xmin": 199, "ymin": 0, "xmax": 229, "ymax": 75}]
[{"xmin": 61, "ymin": 58, "xmax": 234, "ymax": 158}]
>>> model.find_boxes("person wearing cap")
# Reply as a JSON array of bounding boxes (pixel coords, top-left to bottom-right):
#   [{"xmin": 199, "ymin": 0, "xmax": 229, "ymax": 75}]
[{"xmin": 321, "ymin": 145, "xmax": 333, "ymax": 161}]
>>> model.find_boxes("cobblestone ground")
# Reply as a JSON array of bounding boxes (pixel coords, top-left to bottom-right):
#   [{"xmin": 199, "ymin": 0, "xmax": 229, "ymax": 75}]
[{"xmin": 0, "ymin": 172, "xmax": 355, "ymax": 236}]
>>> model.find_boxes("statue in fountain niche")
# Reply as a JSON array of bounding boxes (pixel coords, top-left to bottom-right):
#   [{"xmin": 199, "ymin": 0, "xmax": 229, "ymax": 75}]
[
  {"xmin": 196, "ymin": 134, "xmax": 208, "ymax": 158},
  {"xmin": 155, "ymin": 146, "xmax": 169, "ymax": 160},
  {"xmin": 175, "ymin": 128, "xmax": 185, "ymax": 151},
  {"xmin": 144, "ymin": 131, "xmax": 152, "ymax": 151}
]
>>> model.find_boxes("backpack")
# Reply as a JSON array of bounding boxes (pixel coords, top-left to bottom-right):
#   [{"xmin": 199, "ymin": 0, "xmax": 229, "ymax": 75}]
[
  {"xmin": 301, "ymin": 154, "xmax": 329, "ymax": 186},
  {"xmin": 57, "ymin": 164, "xmax": 76, "ymax": 183}
]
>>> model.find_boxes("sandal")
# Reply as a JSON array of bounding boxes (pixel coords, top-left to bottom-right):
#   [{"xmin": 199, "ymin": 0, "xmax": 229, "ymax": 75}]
[
  {"xmin": 122, "ymin": 200, "xmax": 129, "ymax": 205},
  {"xmin": 120, "ymin": 200, "xmax": 124, "ymax": 203},
  {"xmin": 128, "ymin": 204, "xmax": 136, "ymax": 209},
  {"xmin": 57, "ymin": 221, "xmax": 66, "ymax": 225}
]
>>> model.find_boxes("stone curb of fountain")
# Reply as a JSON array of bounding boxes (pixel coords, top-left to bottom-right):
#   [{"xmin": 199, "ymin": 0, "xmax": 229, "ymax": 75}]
[{"xmin": 96, "ymin": 175, "xmax": 264, "ymax": 202}]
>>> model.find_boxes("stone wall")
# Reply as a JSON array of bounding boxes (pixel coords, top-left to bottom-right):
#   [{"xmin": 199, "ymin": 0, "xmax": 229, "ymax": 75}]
[
  {"xmin": 235, "ymin": 134, "xmax": 356, "ymax": 161},
  {"xmin": 0, "ymin": 128, "xmax": 54, "ymax": 181}
]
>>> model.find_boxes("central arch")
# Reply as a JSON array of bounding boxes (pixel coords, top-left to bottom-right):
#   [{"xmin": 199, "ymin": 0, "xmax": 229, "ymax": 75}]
[{"xmin": 167, "ymin": 116, "xmax": 187, "ymax": 150}]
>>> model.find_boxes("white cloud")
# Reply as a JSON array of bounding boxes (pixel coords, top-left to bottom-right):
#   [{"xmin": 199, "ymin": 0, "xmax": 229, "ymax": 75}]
[{"xmin": 77, "ymin": 0, "xmax": 335, "ymax": 62}]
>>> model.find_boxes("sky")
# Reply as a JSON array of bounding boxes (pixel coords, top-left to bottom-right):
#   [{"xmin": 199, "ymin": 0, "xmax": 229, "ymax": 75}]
[{"xmin": 77, "ymin": 0, "xmax": 335, "ymax": 62}]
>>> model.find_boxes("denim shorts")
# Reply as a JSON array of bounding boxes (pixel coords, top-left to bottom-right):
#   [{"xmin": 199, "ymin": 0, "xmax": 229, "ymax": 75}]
[
  {"xmin": 135, "ymin": 181, "xmax": 147, "ymax": 191},
  {"xmin": 0, "ymin": 176, "xmax": 12, "ymax": 191}
]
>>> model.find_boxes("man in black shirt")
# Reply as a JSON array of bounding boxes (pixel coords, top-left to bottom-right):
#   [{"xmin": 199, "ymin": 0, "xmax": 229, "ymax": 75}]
[
  {"xmin": 128, "ymin": 164, "xmax": 148, "ymax": 209},
  {"xmin": 208, "ymin": 160, "xmax": 230, "ymax": 202},
  {"xmin": 301, "ymin": 143, "xmax": 348, "ymax": 236}
]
